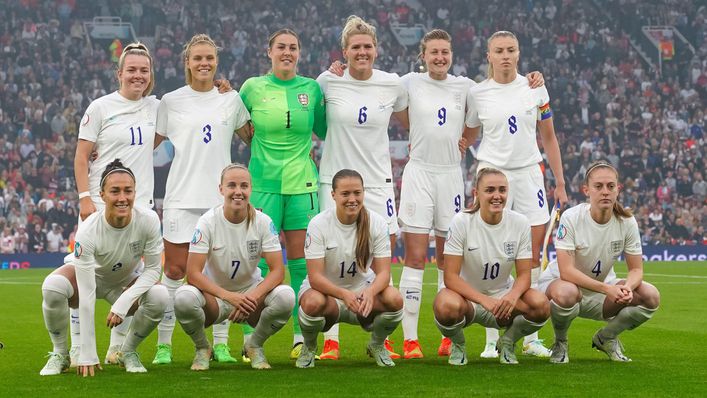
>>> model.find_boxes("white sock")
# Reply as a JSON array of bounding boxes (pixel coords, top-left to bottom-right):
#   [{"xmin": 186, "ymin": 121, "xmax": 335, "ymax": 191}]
[
  {"xmin": 298, "ymin": 307, "xmax": 325, "ymax": 349},
  {"xmin": 399, "ymin": 266, "xmax": 424, "ymax": 341},
  {"xmin": 212, "ymin": 320, "xmax": 230, "ymax": 345},
  {"xmin": 485, "ymin": 327, "xmax": 500, "ymax": 345},
  {"xmin": 522, "ymin": 267, "xmax": 542, "ymax": 346},
  {"xmin": 69, "ymin": 307, "xmax": 80, "ymax": 349},
  {"xmin": 371, "ymin": 309, "xmax": 403, "ymax": 345},
  {"xmin": 122, "ymin": 285, "xmax": 168, "ymax": 352},
  {"xmin": 504, "ymin": 315, "xmax": 546, "ymax": 344},
  {"xmin": 157, "ymin": 274, "xmax": 183, "ymax": 345},
  {"xmin": 42, "ymin": 274, "xmax": 73, "ymax": 355},
  {"xmin": 437, "ymin": 268, "xmax": 445, "ymax": 291},
  {"xmin": 600, "ymin": 305, "xmax": 657, "ymax": 339},
  {"xmin": 109, "ymin": 316, "xmax": 132, "ymax": 348},
  {"xmin": 249, "ymin": 286, "xmax": 295, "ymax": 348},
  {"xmin": 550, "ymin": 300, "xmax": 579, "ymax": 341},
  {"xmin": 434, "ymin": 316, "xmax": 465, "ymax": 345},
  {"xmin": 173, "ymin": 285, "xmax": 210, "ymax": 349},
  {"xmin": 323, "ymin": 323, "xmax": 339, "ymax": 342}
]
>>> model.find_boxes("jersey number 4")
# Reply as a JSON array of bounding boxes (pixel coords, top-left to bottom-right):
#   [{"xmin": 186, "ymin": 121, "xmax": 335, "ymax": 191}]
[{"xmin": 339, "ymin": 261, "xmax": 357, "ymax": 278}]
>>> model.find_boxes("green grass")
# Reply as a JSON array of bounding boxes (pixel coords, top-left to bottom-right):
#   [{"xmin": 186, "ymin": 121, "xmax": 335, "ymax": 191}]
[{"xmin": 1, "ymin": 262, "xmax": 706, "ymax": 397}]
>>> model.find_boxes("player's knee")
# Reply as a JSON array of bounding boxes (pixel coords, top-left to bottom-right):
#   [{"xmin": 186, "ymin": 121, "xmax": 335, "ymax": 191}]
[
  {"xmin": 548, "ymin": 282, "xmax": 581, "ymax": 307},
  {"xmin": 142, "ymin": 284, "xmax": 169, "ymax": 314},
  {"xmin": 268, "ymin": 285, "xmax": 296, "ymax": 315},
  {"xmin": 299, "ymin": 292, "xmax": 326, "ymax": 316},
  {"xmin": 42, "ymin": 274, "xmax": 73, "ymax": 305},
  {"xmin": 382, "ymin": 287, "xmax": 403, "ymax": 311},
  {"xmin": 639, "ymin": 282, "xmax": 660, "ymax": 309},
  {"xmin": 163, "ymin": 264, "xmax": 186, "ymax": 280},
  {"xmin": 434, "ymin": 296, "xmax": 464, "ymax": 322},
  {"xmin": 174, "ymin": 285, "xmax": 203, "ymax": 318}
]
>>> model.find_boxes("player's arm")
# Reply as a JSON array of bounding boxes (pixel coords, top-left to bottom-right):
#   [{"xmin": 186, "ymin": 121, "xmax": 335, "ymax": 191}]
[
  {"xmin": 235, "ymin": 120, "xmax": 254, "ymax": 146},
  {"xmin": 623, "ymin": 253, "xmax": 644, "ymax": 292},
  {"xmin": 74, "ymin": 139, "xmax": 97, "ymax": 221},
  {"xmin": 248, "ymin": 249, "xmax": 285, "ymax": 302},
  {"xmin": 393, "ymin": 109, "xmax": 409, "ymax": 130},
  {"xmin": 186, "ymin": 252, "xmax": 257, "ymax": 315},
  {"xmin": 496, "ymin": 257, "xmax": 532, "ymax": 319},
  {"xmin": 307, "ymin": 257, "xmax": 360, "ymax": 313},
  {"xmin": 153, "ymin": 133, "xmax": 166, "ymax": 149},
  {"xmin": 73, "ymin": 245, "xmax": 102, "ymax": 375},
  {"xmin": 109, "ymin": 254, "xmax": 162, "ymax": 323},
  {"xmin": 556, "ymin": 249, "xmax": 625, "ymax": 302},
  {"xmin": 538, "ymin": 117, "xmax": 567, "ymax": 206}
]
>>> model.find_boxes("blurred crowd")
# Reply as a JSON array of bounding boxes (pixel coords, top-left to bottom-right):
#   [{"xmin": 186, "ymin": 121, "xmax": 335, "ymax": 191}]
[{"xmin": 0, "ymin": 0, "xmax": 704, "ymax": 253}]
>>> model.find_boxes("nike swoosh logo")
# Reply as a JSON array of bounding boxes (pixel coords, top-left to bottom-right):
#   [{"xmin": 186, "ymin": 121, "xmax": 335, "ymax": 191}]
[
  {"xmin": 468, "ymin": 247, "xmax": 479, "ymax": 251},
  {"xmin": 325, "ymin": 247, "xmax": 336, "ymax": 250},
  {"xmin": 213, "ymin": 246, "xmax": 224, "ymax": 251},
  {"xmin": 405, "ymin": 290, "xmax": 418, "ymax": 295}
]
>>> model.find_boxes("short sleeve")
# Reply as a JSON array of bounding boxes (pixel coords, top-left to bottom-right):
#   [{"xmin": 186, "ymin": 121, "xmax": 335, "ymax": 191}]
[
  {"xmin": 312, "ymin": 82, "xmax": 327, "ymax": 140},
  {"xmin": 464, "ymin": 89, "xmax": 480, "ymax": 128},
  {"xmin": 535, "ymin": 85, "xmax": 552, "ymax": 121},
  {"xmin": 444, "ymin": 213, "xmax": 466, "ymax": 256},
  {"xmin": 155, "ymin": 96, "xmax": 169, "ymax": 136},
  {"xmin": 232, "ymin": 92, "xmax": 251, "ymax": 129},
  {"xmin": 189, "ymin": 214, "xmax": 212, "ymax": 254},
  {"xmin": 623, "ymin": 217, "xmax": 643, "ymax": 256},
  {"xmin": 239, "ymin": 78, "xmax": 254, "ymax": 112},
  {"xmin": 78, "ymin": 100, "xmax": 102, "ymax": 143},
  {"xmin": 554, "ymin": 212, "xmax": 576, "ymax": 251},
  {"xmin": 516, "ymin": 217, "xmax": 532, "ymax": 260},
  {"xmin": 304, "ymin": 217, "xmax": 326, "ymax": 259},
  {"xmin": 259, "ymin": 213, "xmax": 282, "ymax": 253},
  {"xmin": 371, "ymin": 214, "xmax": 391, "ymax": 258},
  {"xmin": 393, "ymin": 74, "xmax": 408, "ymax": 112}
]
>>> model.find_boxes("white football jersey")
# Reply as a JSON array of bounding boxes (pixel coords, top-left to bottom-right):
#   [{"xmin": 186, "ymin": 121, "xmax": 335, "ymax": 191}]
[
  {"xmin": 79, "ymin": 92, "xmax": 159, "ymax": 209},
  {"xmin": 317, "ymin": 69, "xmax": 407, "ymax": 187},
  {"xmin": 304, "ymin": 208, "xmax": 390, "ymax": 291},
  {"xmin": 554, "ymin": 203, "xmax": 642, "ymax": 282},
  {"xmin": 72, "ymin": 207, "xmax": 163, "ymax": 365},
  {"xmin": 445, "ymin": 209, "xmax": 532, "ymax": 294},
  {"xmin": 465, "ymin": 74, "xmax": 550, "ymax": 169},
  {"xmin": 189, "ymin": 205, "xmax": 281, "ymax": 292},
  {"xmin": 156, "ymin": 86, "xmax": 250, "ymax": 209},
  {"xmin": 402, "ymin": 73, "xmax": 474, "ymax": 166}
]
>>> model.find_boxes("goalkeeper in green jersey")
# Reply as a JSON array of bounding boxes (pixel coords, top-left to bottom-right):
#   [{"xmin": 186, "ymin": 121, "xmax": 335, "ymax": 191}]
[{"xmin": 239, "ymin": 28, "xmax": 326, "ymax": 360}]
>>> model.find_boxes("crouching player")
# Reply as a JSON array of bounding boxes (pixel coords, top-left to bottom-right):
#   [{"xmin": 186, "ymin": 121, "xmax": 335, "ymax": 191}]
[
  {"xmin": 539, "ymin": 161, "xmax": 660, "ymax": 363},
  {"xmin": 296, "ymin": 169, "xmax": 403, "ymax": 368},
  {"xmin": 433, "ymin": 168, "xmax": 550, "ymax": 365},
  {"xmin": 40, "ymin": 159, "xmax": 167, "ymax": 376},
  {"xmin": 174, "ymin": 164, "xmax": 295, "ymax": 370}
]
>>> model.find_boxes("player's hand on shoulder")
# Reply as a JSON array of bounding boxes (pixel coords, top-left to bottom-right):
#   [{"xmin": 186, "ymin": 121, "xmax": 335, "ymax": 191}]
[
  {"xmin": 526, "ymin": 71, "xmax": 544, "ymax": 88},
  {"xmin": 329, "ymin": 60, "xmax": 346, "ymax": 77},
  {"xmin": 215, "ymin": 78, "xmax": 233, "ymax": 93},
  {"xmin": 79, "ymin": 198, "xmax": 97, "ymax": 221}
]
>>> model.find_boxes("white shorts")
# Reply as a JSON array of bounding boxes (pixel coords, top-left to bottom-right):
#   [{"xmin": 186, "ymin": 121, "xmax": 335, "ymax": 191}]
[
  {"xmin": 298, "ymin": 275, "xmax": 374, "ymax": 326},
  {"xmin": 477, "ymin": 161, "xmax": 549, "ymax": 226},
  {"xmin": 538, "ymin": 264, "xmax": 619, "ymax": 321},
  {"xmin": 399, "ymin": 161, "xmax": 463, "ymax": 237},
  {"xmin": 319, "ymin": 183, "xmax": 398, "ymax": 234},
  {"xmin": 162, "ymin": 208, "xmax": 210, "ymax": 243}
]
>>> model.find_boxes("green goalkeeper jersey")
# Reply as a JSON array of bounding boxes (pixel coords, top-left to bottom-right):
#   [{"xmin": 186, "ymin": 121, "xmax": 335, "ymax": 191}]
[{"xmin": 240, "ymin": 74, "xmax": 326, "ymax": 194}]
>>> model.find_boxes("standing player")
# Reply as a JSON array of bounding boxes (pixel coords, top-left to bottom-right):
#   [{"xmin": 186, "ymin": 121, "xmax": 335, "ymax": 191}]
[
  {"xmin": 316, "ymin": 15, "xmax": 408, "ymax": 360},
  {"xmin": 539, "ymin": 162, "xmax": 660, "ymax": 363},
  {"xmin": 296, "ymin": 169, "xmax": 403, "ymax": 368},
  {"xmin": 396, "ymin": 30, "xmax": 545, "ymax": 359},
  {"xmin": 40, "ymin": 160, "xmax": 168, "ymax": 376},
  {"xmin": 152, "ymin": 34, "xmax": 251, "ymax": 365},
  {"xmin": 239, "ymin": 29, "xmax": 326, "ymax": 359},
  {"xmin": 72, "ymin": 42, "xmax": 158, "ymax": 366},
  {"xmin": 174, "ymin": 164, "xmax": 295, "ymax": 370},
  {"xmin": 465, "ymin": 30, "xmax": 567, "ymax": 358},
  {"xmin": 433, "ymin": 168, "xmax": 550, "ymax": 365}
]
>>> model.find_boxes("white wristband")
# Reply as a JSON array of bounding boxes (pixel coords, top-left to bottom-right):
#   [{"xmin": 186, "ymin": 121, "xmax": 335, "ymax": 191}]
[{"xmin": 78, "ymin": 191, "xmax": 91, "ymax": 199}]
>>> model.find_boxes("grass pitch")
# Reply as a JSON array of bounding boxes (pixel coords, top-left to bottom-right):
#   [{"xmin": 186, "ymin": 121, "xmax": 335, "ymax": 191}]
[{"xmin": 1, "ymin": 261, "xmax": 705, "ymax": 397}]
